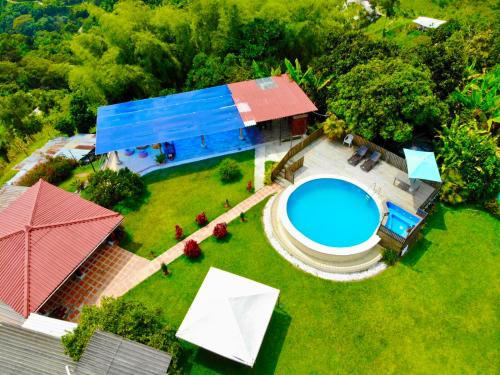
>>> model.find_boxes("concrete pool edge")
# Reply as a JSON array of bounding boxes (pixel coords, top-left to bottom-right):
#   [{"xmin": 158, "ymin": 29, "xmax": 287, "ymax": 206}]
[
  {"xmin": 264, "ymin": 195, "xmax": 387, "ymax": 280},
  {"xmin": 277, "ymin": 174, "xmax": 386, "ymax": 259}
]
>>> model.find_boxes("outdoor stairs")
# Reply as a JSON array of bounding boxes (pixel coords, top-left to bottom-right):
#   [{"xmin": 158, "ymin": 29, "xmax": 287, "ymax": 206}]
[
  {"xmin": 270, "ymin": 193, "xmax": 383, "ymax": 274},
  {"xmin": 274, "ymin": 145, "xmax": 311, "ymax": 188}
]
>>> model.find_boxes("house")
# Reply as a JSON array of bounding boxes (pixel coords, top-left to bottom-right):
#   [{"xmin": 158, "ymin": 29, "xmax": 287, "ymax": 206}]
[
  {"xmin": 0, "ymin": 179, "xmax": 123, "ymax": 319},
  {"xmin": 0, "ymin": 323, "xmax": 172, "ymax": 375},
  {"xmin": 413, "ymin": 16, "xmax": 447, "ymax": 29},
  {"xmin": 95, "ymin": 74, "xmax": 317, "ymax": 173}
]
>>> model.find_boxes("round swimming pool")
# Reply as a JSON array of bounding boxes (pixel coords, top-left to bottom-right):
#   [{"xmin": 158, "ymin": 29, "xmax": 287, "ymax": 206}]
[
  {"xmin": 277, "ymin": 175, "xmax": 383, "ymax": 260},
  {"xmin": 287, "ymin": 178, "xmax": 380, "ymax": 247}
]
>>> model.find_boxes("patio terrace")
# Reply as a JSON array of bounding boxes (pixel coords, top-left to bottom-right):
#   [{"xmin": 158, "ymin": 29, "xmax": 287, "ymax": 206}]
[{"xmin": 293, "ymin": 137, "xmax": 435, "ymax": 214}]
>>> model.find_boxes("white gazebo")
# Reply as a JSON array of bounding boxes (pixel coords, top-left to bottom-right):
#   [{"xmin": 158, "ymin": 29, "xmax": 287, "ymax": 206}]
[{"xmin": 176, "ymin": 267, "xmax": 280, "ymax": 368}]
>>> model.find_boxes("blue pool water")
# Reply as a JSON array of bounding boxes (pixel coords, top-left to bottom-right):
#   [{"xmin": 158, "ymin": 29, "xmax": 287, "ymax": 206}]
[
  {"xmin": 286, "ymin": 178, "xmax": 380, "ymax": 247},
  {"xmin": 385, "ymin": 201, "xmax": 420, "ymax": 238}
]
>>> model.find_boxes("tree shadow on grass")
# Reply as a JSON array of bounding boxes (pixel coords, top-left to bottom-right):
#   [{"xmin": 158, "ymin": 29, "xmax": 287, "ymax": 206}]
[
  {"xmin": 401, "ymin": 237, "xmax": 432, "ymax": 269},
  {"xmin": 188, "ymin": 308, "xmax": 291, "ymax": 374},
  {"xmin": 119, "ymin": 230, "xmax": 143, "ymax": 254}
]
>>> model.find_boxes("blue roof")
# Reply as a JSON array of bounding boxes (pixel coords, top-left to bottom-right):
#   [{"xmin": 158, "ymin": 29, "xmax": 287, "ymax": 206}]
[{"xmin": 95, "ymin": 85, "xmax": 245, "ymax": 154}]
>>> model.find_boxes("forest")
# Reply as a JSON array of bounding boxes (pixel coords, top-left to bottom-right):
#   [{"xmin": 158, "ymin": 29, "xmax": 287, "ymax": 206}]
[{"xmin": 0, "ymin": 0, "xmax": 498, "ymax": 208}]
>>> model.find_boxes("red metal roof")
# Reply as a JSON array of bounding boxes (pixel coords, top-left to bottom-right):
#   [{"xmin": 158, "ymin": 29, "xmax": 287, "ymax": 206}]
[
  {"xmin": 228, "ymin": 74, "xmax": 318, "ymax": 125},
  {"xmin": 0, "ymin": 180, "xmax": 123, "ymax": 317}
]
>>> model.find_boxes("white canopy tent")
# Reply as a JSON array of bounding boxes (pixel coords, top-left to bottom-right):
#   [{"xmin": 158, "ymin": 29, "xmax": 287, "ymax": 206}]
[
  {"xmin": 413, "ymin": 16, "xmax": 447, "ymax": 29},
  {"xmin": 176, "ymin": 267, "xmax": 280, "ymax": 367}
]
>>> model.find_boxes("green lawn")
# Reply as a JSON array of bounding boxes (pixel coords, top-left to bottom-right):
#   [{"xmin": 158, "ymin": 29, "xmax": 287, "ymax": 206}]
[
  {"xmin": 119, "ymin": 150, "xmax": 255, "ymax": 259},
  {"xmin": 124, "ymin": 201, "xmax": 499, "ymax": 374},
  {"xmin": 57, "ymin": 162, "xmax": 97, "ymax": 192}
]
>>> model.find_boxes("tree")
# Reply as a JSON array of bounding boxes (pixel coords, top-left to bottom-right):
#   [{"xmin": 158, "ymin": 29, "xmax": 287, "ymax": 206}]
[
  {"xmin": 0, "ymin": 91, "xmax": 43, "ymax": 139},
  {"xmin": 239, "ymin": 18, "xmax": 285, "ymax": 61},
  {"xmin": 85, "ymin": 168, "xmax": 145, "ymax": 208},
  {"xmin": 418, "ymin": 30, "xmax": 468, "ymax": 99},
  {"xmin": 329, "ymin": 58, "xmax": 445, "ymax": 143},
  {"xmin": 437, "ymin": 117, "xmax": 499, "ymax": 204},
  {"xmin": 69, "ymin": 91, "xmax": 96, "ymax": 134},
  {"xmin": 61, "ymin": 297, "xmax": 184, "ymax": 374}
]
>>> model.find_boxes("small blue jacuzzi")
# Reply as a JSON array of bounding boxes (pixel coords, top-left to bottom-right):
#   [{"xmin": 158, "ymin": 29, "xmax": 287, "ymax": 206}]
[{"xmin": 385, "ymin": 201, "xmax": 421, "ymax": 238}]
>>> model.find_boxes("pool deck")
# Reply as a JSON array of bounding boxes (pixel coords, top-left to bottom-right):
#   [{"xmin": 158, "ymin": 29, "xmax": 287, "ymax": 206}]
[{"xmin": 293, "ymin": 137, "xmax": 435, "ymax": 214}]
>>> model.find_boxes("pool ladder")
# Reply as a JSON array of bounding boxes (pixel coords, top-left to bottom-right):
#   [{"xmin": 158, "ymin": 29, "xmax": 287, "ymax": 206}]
[{"xmin": 369, "ymin": 183, "xmax": 382, "ymax": 196}]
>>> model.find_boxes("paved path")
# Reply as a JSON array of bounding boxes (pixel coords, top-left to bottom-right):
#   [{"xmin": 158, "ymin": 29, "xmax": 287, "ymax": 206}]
[
  {"xmin": 97, "ymin": 184, "xmax": 282, "ymax": 301},
  {"xmin": 254, "ymin": 145, "xmax": 266, "ymax": 190}
]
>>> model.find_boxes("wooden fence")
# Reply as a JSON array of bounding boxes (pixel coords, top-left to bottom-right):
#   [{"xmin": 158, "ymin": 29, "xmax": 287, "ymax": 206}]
[
  {"xmin": 271, "ymin": 127, "xmax": 324, "ymax": 181},
  {"xmin": 284, "ymin": 156, "xmax": 304, "ymax": 183},
  {"xmin": 351, "ymin": 134, "xmax": 408, "ymax": 172}
]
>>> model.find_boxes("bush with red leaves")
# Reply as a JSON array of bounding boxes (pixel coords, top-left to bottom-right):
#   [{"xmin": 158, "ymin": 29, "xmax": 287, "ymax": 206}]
[
  {"xmin": 213, "ymin": 222, "xmax": 228, "ymax": 240},
  {"xmin": 195, "ymin": 212, "xmax": 208, "ymax": 226},
  {"xmin": 175, "ymin": 225, "xmax": 183, "ymax": 241},
  {"xmin": 247, "ymin": 180, "xmax": 253, "ymax": 192},
  {"xmin": 183, "ymin": 239, "xmax": 201, "ymax": 259}
]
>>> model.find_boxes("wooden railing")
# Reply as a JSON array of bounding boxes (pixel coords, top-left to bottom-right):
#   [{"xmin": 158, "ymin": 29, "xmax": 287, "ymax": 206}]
[
  {"xmin": 351, "ymin": 134, "xmax": 408, "ymax": 172},
  {"xmin": 284, "ymin": 156, "xmax": 304, "ymax": 183},
  {"xmin": 271, "ymin": 127, "xmax": 324, "ymax": 181}
]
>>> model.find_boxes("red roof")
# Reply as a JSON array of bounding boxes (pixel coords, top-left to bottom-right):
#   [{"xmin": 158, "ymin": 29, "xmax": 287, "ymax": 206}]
[
  {"xmin": 0, "ymin": 180, "xmax": 123, "ymax": 317},
  {"xmin": 228, "ymin": 74, "xmax": 318, "ymax": 125}
]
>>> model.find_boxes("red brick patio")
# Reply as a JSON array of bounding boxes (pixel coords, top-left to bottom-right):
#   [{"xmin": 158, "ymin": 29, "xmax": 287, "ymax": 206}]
[{"xmin": 39, "ymin": 243, "xmax": 149, "ymax": 322}]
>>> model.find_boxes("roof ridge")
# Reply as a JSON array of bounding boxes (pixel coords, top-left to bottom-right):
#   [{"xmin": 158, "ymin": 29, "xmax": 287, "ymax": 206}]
[
  {"xmin": 22, "ymin": 226, "xmax": 31, "ymax": 318},
  {"xmin": 28, "ymin": 179, "xmax": 45, "ymax": 226},
  {"xmin": 30, "ymin": 212, "xmax": 122, "ymax": 231}
]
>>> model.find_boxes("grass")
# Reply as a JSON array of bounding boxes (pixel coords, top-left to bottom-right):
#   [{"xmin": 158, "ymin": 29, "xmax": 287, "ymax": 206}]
[
  {"xmin": 124, "ymin": 201, "xmax": 499, "ymax": 374},
  {"xmin": 119, "ymin": 150, "xmax": 255, "ymax": 259},
  {"xmin": 57, "ymin": 162, "xmax": 96, "ymax": 192}
]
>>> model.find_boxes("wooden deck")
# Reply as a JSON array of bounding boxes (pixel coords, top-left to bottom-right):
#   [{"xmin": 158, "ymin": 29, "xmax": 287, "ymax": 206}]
[{"xmin": 294, "ymin": 138, "xmax": 435, "ymax": 213}]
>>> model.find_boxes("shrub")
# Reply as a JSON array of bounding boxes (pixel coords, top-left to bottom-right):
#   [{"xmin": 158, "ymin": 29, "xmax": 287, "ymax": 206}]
[
  {"xmin": 155, "ymin": 153, "xmax": 166, "ymax": 164},
  {"xmin": 382, "ymin": 248, "xmax": 399, "ymax": 266},
  {"xmin": 322, "ymin": 113, "xmax": 346, "ymax": 140},
  {"xmin": 213, "ymin": 222, "xmax": 228, "ymax": 239},
  {"xmin": 247, "ymin": 180, "xmax": 254, "ymax": 192},
  {"xmin": 85, "ymin": 168, "xmax": 145, "ymax": 208},
  {"xmin": 18, "ymin": 156, "xmax": 78, "ymax": 187},
  {"xmin": 240, "ymin": 211, "xmax": 246, "ymax": 222},
  {"xmin": 483, "ymin": 198, "xmax": 499, "ymax": 219},
  {"xmin": 195, "ymin": 212, "xmax": 208, "ymax": 226},
  {"xmin": 218, "ymin": 158, "xmax": 242, "ymax": 182},
  {"xmin": 161, "ymin": 262, "xmax": 169, "ymax": 275},
  {"xmin": 184, "ymin": 239, "xmax": 201, "ymax": 259},
  {"xmin": 61, "ymin": 298, "xmax": 184, "ymax": 374},
  {"xmin": 174, "ymin": 225, "xmax": 183, "ymax": 241},
  {"xmin": 264, "ymin": 161, "xmax": 277, "ymax": 185}
]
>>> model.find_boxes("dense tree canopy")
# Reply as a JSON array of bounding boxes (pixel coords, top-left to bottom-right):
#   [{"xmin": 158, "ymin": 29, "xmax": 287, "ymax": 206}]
[
  {"xmin": 329, "ymin": 58, "xmax": 445, "ymax": 142},
  {"xmin": 0, "ymin": 0, "xmax": 497, "ymax": 205}
]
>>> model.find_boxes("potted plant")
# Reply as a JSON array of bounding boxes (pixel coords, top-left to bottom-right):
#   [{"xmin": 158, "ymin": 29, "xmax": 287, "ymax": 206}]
[
  {"xmin": 161, "ymin": 262, "xmax": 169, "ymax": 275},
  {"xmin": 155, "ymin": 153, "xmax": 167, "ymax": 164}
]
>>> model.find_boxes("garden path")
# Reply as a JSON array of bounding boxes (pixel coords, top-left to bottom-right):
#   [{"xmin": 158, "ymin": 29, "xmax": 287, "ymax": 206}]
[{"xmin": 96, "ymin": 183, "xmax": 282, "ymax": 302}]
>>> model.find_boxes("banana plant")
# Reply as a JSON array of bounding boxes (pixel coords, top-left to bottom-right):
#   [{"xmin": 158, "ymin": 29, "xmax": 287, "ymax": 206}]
[{"xmin": 284, "ymin": 58, "xmax": 332, "ymax": 91}]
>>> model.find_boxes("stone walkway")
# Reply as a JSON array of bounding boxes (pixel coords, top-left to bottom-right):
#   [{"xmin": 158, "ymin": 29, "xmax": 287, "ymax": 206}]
[
  {"xmin": 96, "ymin": 184, "xmax": 282, "ymax": 302},
  {"xmin": 254, "ymin": 145, "xmax": 266, "ymax": 190}
]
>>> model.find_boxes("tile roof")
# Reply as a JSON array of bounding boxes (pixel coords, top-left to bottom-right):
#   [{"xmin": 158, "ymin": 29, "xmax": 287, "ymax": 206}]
[
  {"xmin": 228, "ymin": 74, "xmax": 318, "ymax": 125},
  {"xmin": 0, "ymin": 180, "xmax": 123, "ymax": 317},
  {"xmin": 77, "ymin": 331, "xmax": 171, "ymax": 375},
  {"xmin": 0, "ymin": 322, "xmax": 73, "ymax": 375}
]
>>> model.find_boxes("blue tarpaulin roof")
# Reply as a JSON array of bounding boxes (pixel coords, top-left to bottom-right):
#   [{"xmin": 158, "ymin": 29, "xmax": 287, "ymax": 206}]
[{"xmin": 95, "ymin": 85, "xmax": 245, "ymax": 154}]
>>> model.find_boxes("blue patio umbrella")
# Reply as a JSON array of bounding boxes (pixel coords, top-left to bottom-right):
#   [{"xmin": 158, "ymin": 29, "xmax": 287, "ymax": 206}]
[{"xmin": 403, "ymin": 149, "xmax": 442, "ymax": 182}]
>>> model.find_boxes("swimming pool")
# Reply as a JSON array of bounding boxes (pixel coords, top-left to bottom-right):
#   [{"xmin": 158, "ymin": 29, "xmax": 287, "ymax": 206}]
[
  {"xmin": 277, "ymin": 175, "xmax": 383, "ymax": 261},
  {"xmin": 385, "ymin": 201, "xmax": 421, "ymax": 238}
]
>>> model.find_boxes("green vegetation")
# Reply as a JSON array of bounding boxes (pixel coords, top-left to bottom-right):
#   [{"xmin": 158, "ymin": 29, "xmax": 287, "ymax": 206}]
[
  {"xmin": 124, "ymin": 200, "xmax": 499, "ymax": 374},
  {"xmin": 62, "ymin": 297, "xmax": 184, "ymax": 374},
  {"xmin": 264, "ymin": 160, "xmax": 277, "ymax": 185},
  {"xmin": 18, "ymin": 155, "xmax": 77, "ymax": 187},
  {"xmin": 56, "ymin": 162, "xmax": 96, "ymax": 192},
  {"xmin": 85, "ymin": 168, "xmax": 145, "ymax": 208},
  {"xmin": 120, "ymin": 150, "xmax": 254, "ymax": 258},
  {"xmin": 217, "ymin": 158, "xmax": 242, "ymax": 183},
  {"xmin": 0, "ymin": 0, "xmax": 497, "ymax": 205}
]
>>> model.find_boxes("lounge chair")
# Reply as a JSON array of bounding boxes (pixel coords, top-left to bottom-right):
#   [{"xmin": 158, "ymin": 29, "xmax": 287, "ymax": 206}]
[
  {"xmin": 343, "ymin": 134, "xmax": 354, "ymax": 147},
  {"xmin": 348, "ymin": 145, "xmax": 368, "ymax": 166},
  {"xmin": 361, "ymin": 151, "xmax": 381, "ymax": 172}
]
